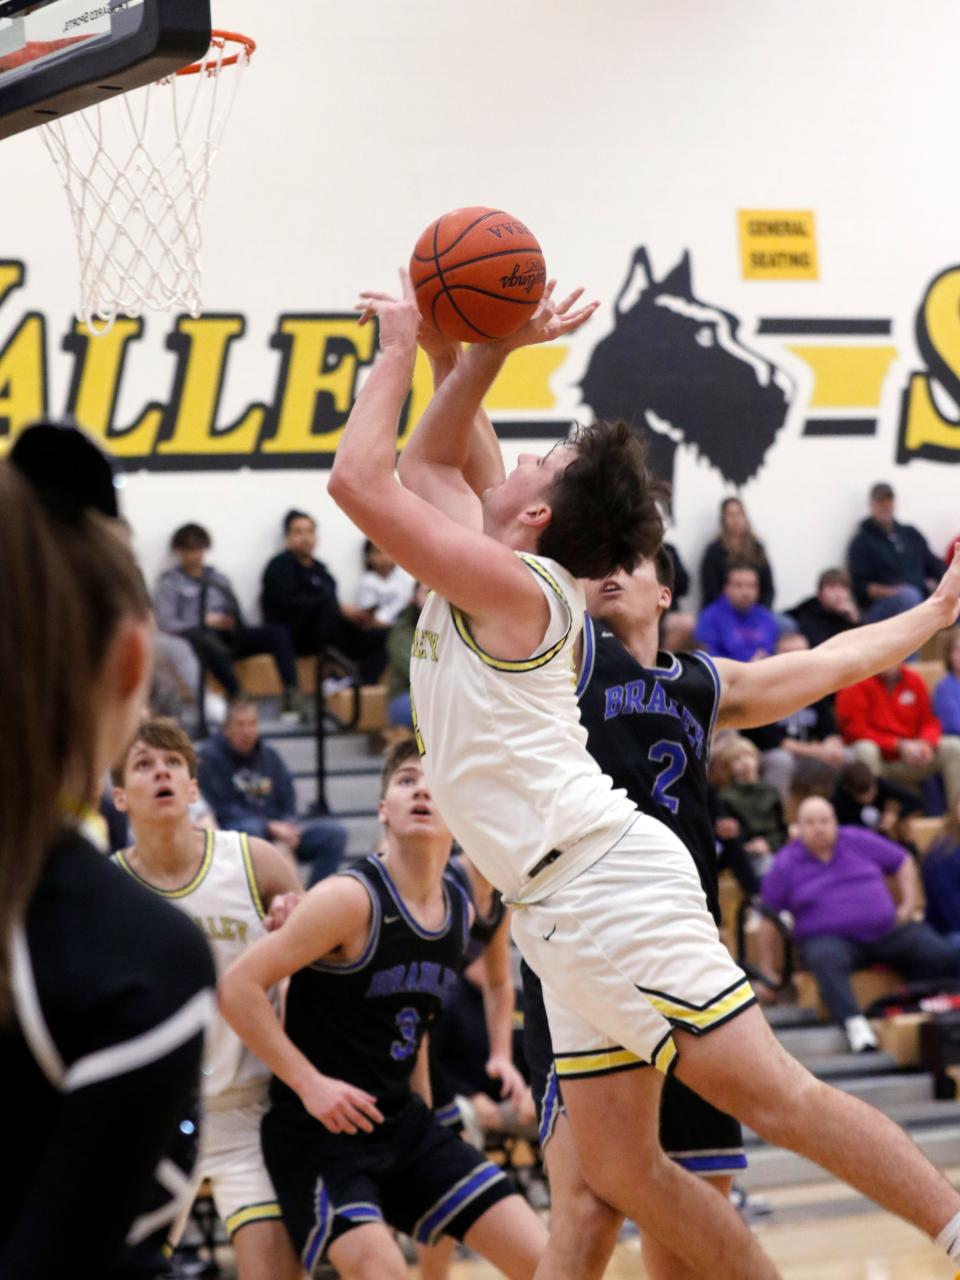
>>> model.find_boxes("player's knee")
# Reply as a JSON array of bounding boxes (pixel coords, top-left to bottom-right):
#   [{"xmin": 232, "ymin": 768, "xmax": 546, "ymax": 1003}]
[
  {"xmin": 733, "ymin": 1057, "xmax": 824, "ymax": 1145},
  {"xmin": 553, "ymin": 1181, "xmax": 621, "ymax": 1270},
  {"xmin": 578, "ymin": 1140, "xmax": 668, "ymax": 1215},
  {"xmin": 330, "ymin": 1236, "xmax": 407, "ymax": 1280}
]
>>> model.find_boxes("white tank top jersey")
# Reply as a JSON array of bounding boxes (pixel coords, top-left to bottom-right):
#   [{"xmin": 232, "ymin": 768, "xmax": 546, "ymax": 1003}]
[
  {"xmin": 410, "ymin": 552, "xmax": 637, "ymax": 903},
  {"xmin": 114, "ymin": 829, "xmax": 278, "ymax": 1106}
]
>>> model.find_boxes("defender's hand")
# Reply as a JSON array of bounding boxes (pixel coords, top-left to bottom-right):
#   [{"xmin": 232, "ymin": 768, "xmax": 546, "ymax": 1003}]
[
  {"xmin": 356, "ymin": 269, "xmax": 420, "ymax": 356},
  {"xmin": 264, "ymin": 892, "xmax": 301, "ymax": 932},
  {"xmin": 300, "ymin": 1072, "xmax": 384, "ymax": 1135},
  {"xmin": 486, "ymin": 1053, "xmax": 527, "ymax": 1106},
  {"xmin": 497, "ymin": 279, "xmax": 599, "ymax": 352}
]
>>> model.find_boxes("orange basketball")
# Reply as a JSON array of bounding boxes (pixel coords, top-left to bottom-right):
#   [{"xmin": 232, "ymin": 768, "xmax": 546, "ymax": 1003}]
[{"xmin": 409, "ymin": 206, "xmax": 546, "ymax": 342}]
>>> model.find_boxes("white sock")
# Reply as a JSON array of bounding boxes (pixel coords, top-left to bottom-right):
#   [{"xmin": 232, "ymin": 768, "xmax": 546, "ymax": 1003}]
[{"xmin": 936, "ymin": 1209, "xmax": 960, "ymax": 1258}]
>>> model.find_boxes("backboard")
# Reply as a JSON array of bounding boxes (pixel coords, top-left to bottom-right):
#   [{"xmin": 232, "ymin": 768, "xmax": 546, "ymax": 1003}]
[{"xmin": 0, "ymin": 0, "xmax": 210, "ymax": 140}]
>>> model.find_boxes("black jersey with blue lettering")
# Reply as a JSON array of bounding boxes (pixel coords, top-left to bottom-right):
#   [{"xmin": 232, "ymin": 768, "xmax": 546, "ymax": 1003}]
[
  {"xmin": 576, "ymin": 617, "xmax": 722, "ymax": 920},
  {"xmin": 273, "ymin": 855, "xmax": 471, "ymax": 1115}
]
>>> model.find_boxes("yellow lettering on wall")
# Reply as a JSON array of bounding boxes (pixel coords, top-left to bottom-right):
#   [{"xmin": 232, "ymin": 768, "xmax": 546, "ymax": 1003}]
[
  {"xmin": 262, "ymin": 317, "xmax": 376, "ymax": 454},
  {"xmin": 0, "ymin": 315, "xmax": 46, "ymax": 444},
  {"xmin": 787, "ymin": 344, "xmax": 897, "ymax": 408},
  {"xmin": 898, "ymin": 267, "xmax": 960, "ymax": 462},
  {"xmin": 158, "ymin": 316, "xmax": 264, "ymax": 455},
  {"xmin": 66, "ymin": 318, "xmax": 164, "ymax": 457},
  {"xmin": 0, "ymin": 261, "xmax": 25, "ymax": 310}
]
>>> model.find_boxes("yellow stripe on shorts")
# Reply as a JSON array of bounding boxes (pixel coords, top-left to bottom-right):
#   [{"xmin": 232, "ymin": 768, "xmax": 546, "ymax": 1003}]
[
  {"xmin": 555, "ymin": 1046, "xmax": 644, "ymax": 1077},
  {"xmin": 644, "ymin": 979, "xmax": 756, "ymax": 1033},
  {"xmin": 224, "ymin": 1200, "xmax": 282, "ymax": 1236}
]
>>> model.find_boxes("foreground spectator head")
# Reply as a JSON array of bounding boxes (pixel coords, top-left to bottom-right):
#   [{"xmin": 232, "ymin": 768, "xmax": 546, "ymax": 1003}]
[
  {"xmin": 723, "ymin": 562, "xmax": 760, "ymax": 613},
  {"xmin": 720, "ymin": 496, "xmax": 749, "ymax": 540},
  {"xmin": 795, "ymin": 794, "xmax": 839, "ymax": 857},
  {"xmin": 868, "ymin": 481, "xmax": 895, "ymax": 528},
  {"xmin": 283, "ymin": 509, "xmax": 317, "ymax": 560},
  {"xmin": 818, "ymin": 567, "xmax": 854, "ymax": 614},
  {"xmin": 170, "ymin": 522, "xmax": 211, "ymax": 576},
  {"xmin": 224, "ymin": 697, "xmax": 259, "ymax": 755}
]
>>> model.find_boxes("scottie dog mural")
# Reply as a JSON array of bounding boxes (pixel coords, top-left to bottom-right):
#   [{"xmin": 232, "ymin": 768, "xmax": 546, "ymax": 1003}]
[{"xmin": 580, "ymin": 247, "xmax": 791, "ymax": 489}]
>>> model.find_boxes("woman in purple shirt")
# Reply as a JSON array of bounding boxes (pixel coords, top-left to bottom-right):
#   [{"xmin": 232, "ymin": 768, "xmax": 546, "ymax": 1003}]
[{"xmin": 761, "ymin": 796, "xmax": 955, "ymax": 1051}]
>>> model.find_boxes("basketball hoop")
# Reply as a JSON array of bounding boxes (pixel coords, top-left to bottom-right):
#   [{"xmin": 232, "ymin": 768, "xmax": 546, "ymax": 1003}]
[{"xmin": 40, "ymin": 30, "xmax": 255, "ymax": 335}]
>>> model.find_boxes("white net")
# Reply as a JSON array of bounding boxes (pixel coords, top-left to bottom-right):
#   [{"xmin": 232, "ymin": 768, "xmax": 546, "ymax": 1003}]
[{"xmin": 40, "ymin": 31, "xmax": 253, "ymax": 335}]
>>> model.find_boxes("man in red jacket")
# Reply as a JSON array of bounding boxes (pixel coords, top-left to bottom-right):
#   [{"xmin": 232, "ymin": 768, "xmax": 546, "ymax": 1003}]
[{"xmin": 836, "ymin": 664, "xmax": 960, "ymax": 809}]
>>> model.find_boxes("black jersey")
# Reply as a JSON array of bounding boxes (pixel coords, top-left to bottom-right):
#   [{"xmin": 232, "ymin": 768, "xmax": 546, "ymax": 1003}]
[
  {"xmin": 274, "ymin": 855, "xmax": 471, "ymax": 1115},
  {"xmin": 445, "ymin": 855, "xmax": 505, "ymax": 965},
  {"xmin": 1, "ymin": 831, "xmax": 214, "ymax": 1279},
  {"xmin": 577, "ymin": 618, "xmax": 722, "ymax": 920}
]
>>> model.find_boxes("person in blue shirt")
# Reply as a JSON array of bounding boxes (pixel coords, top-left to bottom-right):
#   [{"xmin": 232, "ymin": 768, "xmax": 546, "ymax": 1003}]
[
  {"xmin": 933, "ymin": 630, "xmax": 960, "ymax": 737},
  {"xmin": 695, "ymin": 562, "xmax": 779, "ymax": 663},
  {"xmin": 198, "ymin": 698, "xmax": 347, "ymax": 885}
]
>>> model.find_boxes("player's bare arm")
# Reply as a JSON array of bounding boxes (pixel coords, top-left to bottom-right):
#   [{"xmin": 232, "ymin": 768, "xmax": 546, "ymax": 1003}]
[
  {"xmin": 715, "ymin": 547, "xmax": 960, "ymax": 729},
  {"xmin": 245, "ymin": 835, "xmax": 302, "ymax": 908},
  {"xmin": 397, "ymin": 280, "xmax": 596, "ymax": 527},
  {"xmin": 220, "ymin": 875, "xmax": 384, "ymax": 1134},
  {"xmin": 329, "ymin": 273, "xmax": 557, "ymax": 659},
  {"xmin": 478, "ymin": 915, "xmax": 526, "ymax": 1105}
]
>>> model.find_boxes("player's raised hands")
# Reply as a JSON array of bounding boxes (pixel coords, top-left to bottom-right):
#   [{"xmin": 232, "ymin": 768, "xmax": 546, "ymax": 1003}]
[
  {"xmin": 355, "ymin": 269, "xmax": 420, "ymax": 356},
  {"xmin": 497, "ymin": 279, "xmax": 599, "ymax": 352},
  {"xmin": 300, "ymin": 1070, "xmax": 385, "ymax": 1135}
]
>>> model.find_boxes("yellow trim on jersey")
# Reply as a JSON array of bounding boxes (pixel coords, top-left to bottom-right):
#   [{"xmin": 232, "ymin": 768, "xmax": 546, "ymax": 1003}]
[
  {"xmin": 224, "ymin": 1200, "xmax": 282, "ymax": 1236},
  {"xmin": 239, "ymin": 832, "xmax": 266, "ymax": 920},
  {"xmin": 114, "ymin": 829, "xmax": 214, "ymax": 899},
  {"xmin": 645, "ymin": 980, "xmax": 755, "ymax": 1032},
  {"xmin": 555, "ymin": 1046, "xmax": 643, "ymax": 1077},
  {"xmin": 410, "ymin": 688, "xmax": 425, "ymax": 756},
  {"xmin": 450, "ymin": 554, "xmax": 571, "ymax": 673}
]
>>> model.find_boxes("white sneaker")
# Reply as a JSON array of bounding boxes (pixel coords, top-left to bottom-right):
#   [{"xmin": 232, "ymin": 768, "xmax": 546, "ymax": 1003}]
[
  {"xmin": 203, "ymin": 691, "xmax": 228, "ymax": 728},
  {"xmin": 844, "ymin": 1014, "xmax": 879, "ymax": 1053}
]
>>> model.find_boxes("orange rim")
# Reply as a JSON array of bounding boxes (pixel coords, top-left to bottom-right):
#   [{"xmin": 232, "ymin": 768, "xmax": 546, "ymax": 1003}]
[{"xmin": 176, "ymin": 29, "xmax": 256, "ymax": 76}]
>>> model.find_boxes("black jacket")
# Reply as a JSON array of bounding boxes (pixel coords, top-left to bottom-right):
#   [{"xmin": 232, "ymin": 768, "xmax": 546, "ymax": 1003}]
[
  {"xmin": 787, "ymin": 595, "xmax": 856, "ymax": 648},
  {"xmin": 261, "ymin": 550, "xmax": 340, "ymax": 627},
  {"xmin": 847, "ymin": 517, "xmax": 943, "ymax": 608}
]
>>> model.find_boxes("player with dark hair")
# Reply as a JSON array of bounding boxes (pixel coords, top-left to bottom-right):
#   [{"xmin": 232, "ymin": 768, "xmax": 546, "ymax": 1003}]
[
  {"xmin": 220, "ymin": 739, "xmax": 546, "ymax": 1279},
  {"xmin": 327, "ymin": 274, "xmax": 960, "ymax": 1278},
  {"xmin": 112, "ymin": 717, "xmax": 303, "ymax": 1280},
  {"xmin": 0, "ymin": 424, "xmax": 215, "ymax": 1279}
]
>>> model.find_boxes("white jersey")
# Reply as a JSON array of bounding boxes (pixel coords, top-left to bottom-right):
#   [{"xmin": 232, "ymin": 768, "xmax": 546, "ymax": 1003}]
[
  {"xmin": 114, "ymin": 829, "xmax": 277, "ymax": 1106},
  {"xmin": 410, "ymin": 553, "xmax": 637, "ymax": 903}
]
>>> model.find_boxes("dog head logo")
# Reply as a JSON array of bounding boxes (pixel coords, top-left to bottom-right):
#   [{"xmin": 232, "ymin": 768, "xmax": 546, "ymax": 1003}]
[{"xmin": 579, "ymin": 247, "xmax": 791, "ymax": 488}]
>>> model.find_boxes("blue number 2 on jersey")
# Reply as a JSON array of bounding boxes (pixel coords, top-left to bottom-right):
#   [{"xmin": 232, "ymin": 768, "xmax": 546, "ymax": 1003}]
[{"xmin": 648, "ymin": 740, "xmax": 688, "ymax": 815}]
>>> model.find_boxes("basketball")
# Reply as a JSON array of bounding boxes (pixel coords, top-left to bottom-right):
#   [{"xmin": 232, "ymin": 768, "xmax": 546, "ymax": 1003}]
[{"xmin": 409, "ymin": 206, "xmax": 547, "ymax": 342}]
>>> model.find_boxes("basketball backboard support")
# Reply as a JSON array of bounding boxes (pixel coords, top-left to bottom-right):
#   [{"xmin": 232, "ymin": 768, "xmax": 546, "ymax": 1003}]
[{"xmin": 0, "ymin": 0, "xmax": 210, "ymax": 140}]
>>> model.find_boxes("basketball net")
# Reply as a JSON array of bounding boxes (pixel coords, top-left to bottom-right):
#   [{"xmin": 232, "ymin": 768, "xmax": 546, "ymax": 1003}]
[{"xmin": 41, "ymin": 30, "xmax": 254, "ymax": 335}]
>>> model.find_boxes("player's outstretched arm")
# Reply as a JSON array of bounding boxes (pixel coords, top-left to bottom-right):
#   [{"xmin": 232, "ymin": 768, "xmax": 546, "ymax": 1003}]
[
  {"xmin": 715, "ymin": 547, "xmax": 960, "ymax": 729},
  {"xmin": 220, "ymin": 877, "xmax": 384, "ymax": 1134},
  {"xmin": 329, "ymin": 276, "xmax": 559, "ymax": 646},
  {"xmin": 396, "ymin": 280, "xmax": 597, "ymax": 528}
]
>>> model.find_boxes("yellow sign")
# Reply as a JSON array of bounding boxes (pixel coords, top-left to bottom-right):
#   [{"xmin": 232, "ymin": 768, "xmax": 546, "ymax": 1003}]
[{"xmin": 738, "ymin": 210, "xmax": 818, "ymax": 280}]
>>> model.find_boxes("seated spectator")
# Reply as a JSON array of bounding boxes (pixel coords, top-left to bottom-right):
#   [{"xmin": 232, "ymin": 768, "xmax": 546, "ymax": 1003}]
[
  {"xmin": 761, "ymin": 796, "xmax": 956, "ymax": 1051},
  {"xmin": 661, "ymin": 540, "xmax": 696, "ymax": 652},
  {"xmin": 356, "ymin": 540, "xmax": 414, "ymax": 628},
  {"xmin": 386, "ymin": 581, "xmax": 429, "ymax": 728},
  {"xmin": 832, "ymin": 760, "xmax": 924, "ymax": 845},
  {"xmin": 847, "ymin": 481, "xmax": 944, "ymax": 622},
  {"xmin": 787, "ymin": 567, "xmax": 860, "ymax": 647},
  {"xmin": 699, "ymin": 496, "xmax": 775, "ymax": 608},
  {"xmin": 933, "ymin": 629, "xmax": 960, "ymax": 736},
  {"xmin": 156, "ymin": 522, "xmax": 306, "ymax": 722},
  {"xmin": 695, "ymin": 562, "xmax": 779, "ymax": 662},
  {"xmin": 261, "ymin": 509, "xmax": 387, "ymax": 684},
  {"xmin": 741, "ymin": 632, "xmax": 849, "ymax": 800},
  {"xmin": 717, "ymin": 736, "xmax": 787, "ymax": 876},
  {"xmin": 922, "ymin": 800, "xmax": 960, "ymax": 950},
  {"xmin": 836, "ymin": 663, "xmax": 960, "ymax": 811},
  {"xmin": 198, "ymin": 697, "xmax": 347, "ymax": 885}
]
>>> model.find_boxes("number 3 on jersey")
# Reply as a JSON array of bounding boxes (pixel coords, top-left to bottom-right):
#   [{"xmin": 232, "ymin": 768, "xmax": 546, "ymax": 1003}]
[
  {"xmin": 648, "ymin": 740, "xmax": 687, "ymax": 814},
  {"xmin": 390, "ymin": 1006, "xmax": 421, "ymax": 1061}
]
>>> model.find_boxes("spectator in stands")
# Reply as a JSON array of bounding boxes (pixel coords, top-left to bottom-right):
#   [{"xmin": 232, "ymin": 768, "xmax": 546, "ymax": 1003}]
[
  {"xmin": 386, "ymin": 580, "xmax": 429, "ymax": 728},
  {"xmin": 695, "ymin": 561, "xmax": 779, "ymax": 662},
  {"xmin": 933, "ymin": 630, "xmax": 960, "ymax": 737},
  {"xmin": 836, "ymin": 663, "xmax": 960, "ymax": 811},
  {"xmin": 661, "ymin": 540, "xmax": 696, "ymax": 652},
  {"xmin": 356, "ymin": 539, "xmax": 414, "ymax": 628},
  {"xmin": 847, "ymin": 482, "xmax": 944, "ymax": 622},
  {"xmin": 761, "ymin": 796, "xmax": 956, "ymax": 1051},
  {"xmin": 198, "ymin": 698, "xmax": 347, "ymax": 885},
  {"xmin": 741, "ymin": 632, "xmax": 849, "ymax": 800},
  {"xmin": 156, "ymin": 523, "xmax": 305, "ymax": 722},
  {"xmin": 717, "ymin": 736, "xmax": 787, "ymax": 876},
  {"xmin": 261, "ymin": 510, "xmax": 387, "ymax": 684},
  {"xmin": 922, "ymin": 799, "xmax": 960, "ymax": 951},
  {"xmin": 788, "ymin": 568, "xmax": 860, "ymax": 647},
  {"xmin": 699, "ymin": 496, "xmax": 775, "ymax": 608},
  {"xmin": 832, "ymin": 760, "xmax": 924, "ymax": 845}
]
